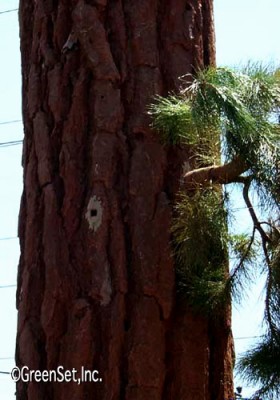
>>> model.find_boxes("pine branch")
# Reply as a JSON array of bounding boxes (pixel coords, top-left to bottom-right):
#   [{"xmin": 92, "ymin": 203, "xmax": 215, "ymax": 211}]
[
  {"xmin": 183, "ymin": 156, "xmax": 248, "ymax": 189},
  {"xmin": 227, "ymin": 228, "xmax": 256, "ymax": 303},
  {"xmin": 149, "ymin": 65, "xmax": 280, "ymax": 397},
  {"xmin": 242, "ymin": 180, "xmax": 271, "ymax": 244},
  {"xmin": 265, "ymin": 262, "xmax": 278, "ymax": 337},
  {"xmin": 242, "ymin": 180, "xmax": 278, "ymax": 337},
  {"xmin": 230, "ymin": 228, "xmax": 256, "ymax": 282}
]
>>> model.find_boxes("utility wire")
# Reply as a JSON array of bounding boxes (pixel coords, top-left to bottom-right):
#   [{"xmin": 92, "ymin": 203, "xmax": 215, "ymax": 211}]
[
  {"xmin": 234, "ymin": 335, "xmax": 263, "ymax": 340},
  {"xmin": 0, "ymin": 8, "xmax": 18, "ymax": 15},
  {"xmin": 0, "ymin": 285, "xmax": 16, "ymax": 289},
  {"xmin": 231, "ymin": 204, "xmax": 262, "ymax": 212},
  {"xmin": 0, "ymin": 140, "xmax": 22, "ymax": 148},
  {"xmin": 0, "ymin": 119, "xmax": 22, "ymax": 126},
  {"xmin": 0, "ymin": 236, "xmax": 18, "ymax": 241}
]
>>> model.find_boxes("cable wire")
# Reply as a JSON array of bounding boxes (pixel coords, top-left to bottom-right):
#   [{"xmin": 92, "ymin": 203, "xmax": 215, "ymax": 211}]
[
  {"xmin": 0, "ymin": 8, "xmax": 18, "ymax": 15},
  {"xmin": 234, "ymin": 335, "xmax": 263, "ymax": 340},
  {"xmin": 0, "ymin": 119, "xmax": 22, "ymax": 126},
  {"xmin": 0, "ymin": 285, "xmax": 16, "ymax": 289},
  {"xmin": 0, "ymin": 140, "xmax": 22, "ymax": 148},
  {"xmin": 0, "ymin": 236, "xmax": 18, "ymax": 241}
]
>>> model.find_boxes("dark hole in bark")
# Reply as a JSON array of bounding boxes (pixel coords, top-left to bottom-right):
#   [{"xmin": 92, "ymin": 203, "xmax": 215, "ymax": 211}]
[
  {"xmin": 124, "ymin": 319, "xmax": 130, "ymax": 331},
  {"xmin": 90, "ymin": 209, "xmax": 98, "ymax": 217}
]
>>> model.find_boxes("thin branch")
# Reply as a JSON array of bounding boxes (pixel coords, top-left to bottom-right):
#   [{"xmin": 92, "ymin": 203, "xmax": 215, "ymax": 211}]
[
  {"xmin": 230, "ymin": 227, "xmax": 256, "ymax": 282},
  {"xmin": 242, "ymin": 180, "xmax": 277, "ymax": 336},
  {"xmin": 226, "ymin": 228, "xmax": 256, "ymax": 304},
  {"xmin": 242, "ymin": 180, "xmax": 271, "ymax": 244},
  {"xmin": 259, "ymin": 221, "xmax": 275, "ymax": 228},
  {"xmin": 183, "ymin": 156, "xmax": 248, "ymax": 189},
  {"xmin": 264, "ymin": 252, "xmax": 277, "ymax": 337}
]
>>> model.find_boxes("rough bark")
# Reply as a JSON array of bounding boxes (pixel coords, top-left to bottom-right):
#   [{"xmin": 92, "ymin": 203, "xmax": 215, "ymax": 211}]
[{"xmin": 16, "ymin": 1, "xmax": 234, "ymax": 399}]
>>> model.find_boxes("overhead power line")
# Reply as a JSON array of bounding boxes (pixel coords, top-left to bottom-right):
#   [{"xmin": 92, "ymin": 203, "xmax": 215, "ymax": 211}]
[
  {"xmin": 231, "ymin": 204, "xmax": 262, "ymax": 212},
  {"xmin": 234, "ymin": 335, "xmax": 263, "ymax": 340},
  {"xmin": 0, "ymin": 119, "xmax": 22, "ymax": 126},
  {"xmin": 0, "ymin": 236, "xmax": 18, "ymax": 241},
  {"xmin": 0, "ymin": 8, "xmax": 18, "ymax": 15},
  {"xmin": 0, "ymin": 285, "xmax": 16, "ymax": 289},
  {"xmin": 0, "ymin": 140, "xmax": 22, "ymax": 148}
]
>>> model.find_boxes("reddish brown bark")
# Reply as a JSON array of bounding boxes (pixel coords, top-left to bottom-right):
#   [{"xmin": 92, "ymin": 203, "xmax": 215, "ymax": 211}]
[{"xmin": 16, "ymin": 1, "xmax": 234, "ymax": 399}]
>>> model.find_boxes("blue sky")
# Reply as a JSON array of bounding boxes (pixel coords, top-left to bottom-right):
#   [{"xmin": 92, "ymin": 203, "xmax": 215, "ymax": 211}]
[
  {"xmin": 0, "ymin": 0, "xmax": 280, "ymax": 398},
  {"xmin": 215, "ymin": 0, "xmax": 280, "ymax": 66}
]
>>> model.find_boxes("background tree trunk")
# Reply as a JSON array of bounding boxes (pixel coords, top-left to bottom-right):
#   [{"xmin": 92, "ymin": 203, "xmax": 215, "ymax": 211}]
[{"xmin": 16, "ymin": 1, "xmax": 234, "ymax": 399}]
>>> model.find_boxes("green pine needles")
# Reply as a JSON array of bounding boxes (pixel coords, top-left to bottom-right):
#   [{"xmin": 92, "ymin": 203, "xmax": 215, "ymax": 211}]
[
  {"xmin": 237, "ymin": 332, "xmax": 280, "ymax": 399},
  {"xmin": 172, "ymin": 189, "xmax": 229, "ymax": 314},
  {"xmin": 149, "ymin": 95, "xmax": 198, "ymax": 145},
  {"xmin": 149, "ymin": 64, "xmax": 280, "ymax": 399}
]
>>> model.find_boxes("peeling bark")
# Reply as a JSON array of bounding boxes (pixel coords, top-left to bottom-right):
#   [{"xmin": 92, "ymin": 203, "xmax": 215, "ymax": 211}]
[{"xmin": 17, "ymin": 1, "xmax": 234, "ymax": 399}]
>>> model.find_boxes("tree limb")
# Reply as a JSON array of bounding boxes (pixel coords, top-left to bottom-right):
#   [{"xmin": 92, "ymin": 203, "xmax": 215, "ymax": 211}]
[
  {"xmin": 183, "ymin": 157, "xmax": 248, "ymax": 189},
  {"xmin": 242, "ymin": 180, "xmax": 271, "ymax": 244}
]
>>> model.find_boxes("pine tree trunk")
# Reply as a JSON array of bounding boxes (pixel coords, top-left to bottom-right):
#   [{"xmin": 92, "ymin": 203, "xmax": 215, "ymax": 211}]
[{"xmin": 16, "ymin": 1, "xmax": 234, "ymax": 399}]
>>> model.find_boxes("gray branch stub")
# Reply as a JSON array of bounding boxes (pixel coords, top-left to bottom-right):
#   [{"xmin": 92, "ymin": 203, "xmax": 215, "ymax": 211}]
[{"xmin": 85, "ymin": 196, "xmax": 103, "ymax": 231}]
